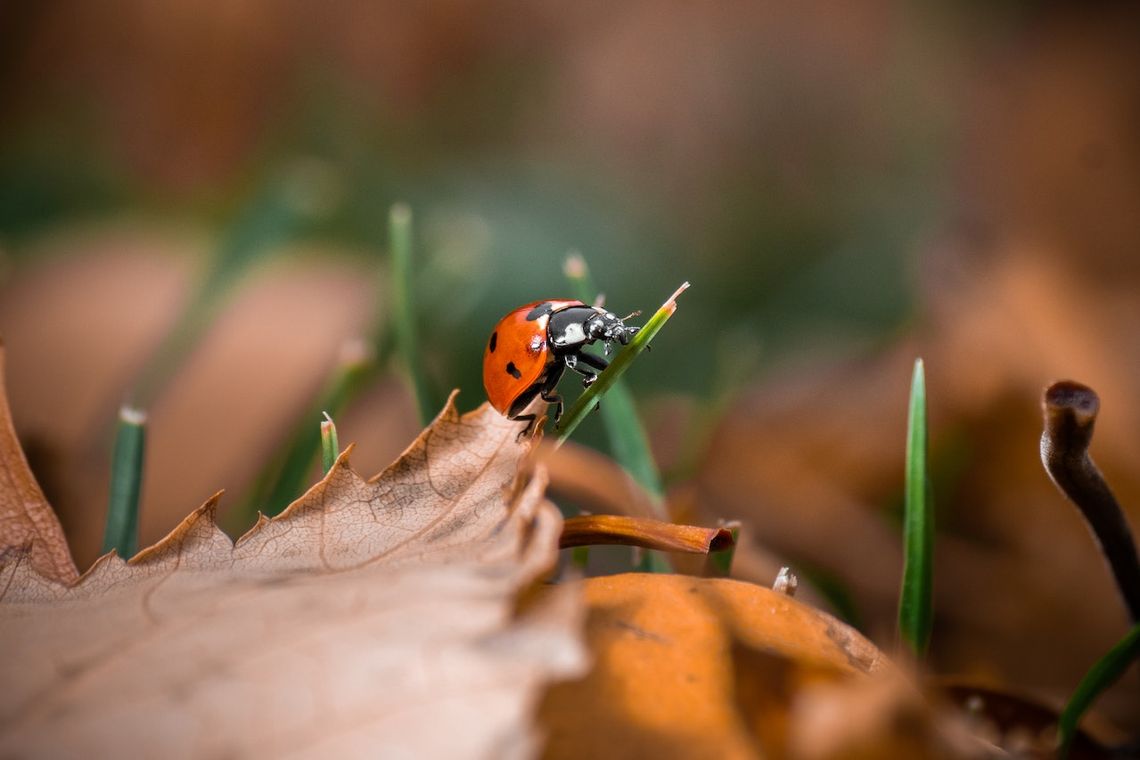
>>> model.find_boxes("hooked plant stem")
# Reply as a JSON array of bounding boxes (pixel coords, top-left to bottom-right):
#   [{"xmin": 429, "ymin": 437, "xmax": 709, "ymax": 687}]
[{"xmin": 1041, "ymin": 381, "xmax": 1140, "ymax": 621}]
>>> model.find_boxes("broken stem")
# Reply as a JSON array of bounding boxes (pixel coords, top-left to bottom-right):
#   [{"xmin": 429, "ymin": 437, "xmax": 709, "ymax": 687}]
[
  {"xmin": 704, "ymin": 520, "xmax": 741, "ymax": 577},
  {"xmin": 560, "ymin": 514, "xmax": 734, "ymax": 555}
]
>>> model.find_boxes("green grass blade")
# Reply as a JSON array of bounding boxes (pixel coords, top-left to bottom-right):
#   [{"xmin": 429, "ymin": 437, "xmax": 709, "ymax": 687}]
[
  {"xmin": 390, "ymin": 203, "xmax": 435, "ymax": 426},
  {"xmin": 898, "ymin": 357, "xmax": 934, "ymax": 658},
  {"xmin": 1057, "ymin": 622, "xmax": 1140, "ymax": 757},
  {"xmin": 559, "ymin": 268, "xmax": 687, "ymax": 575},
  {"xmin": 320, "ymin": 412, "xmax": 339, "ymax": 474},
  {"xmin": 554, "ymin": 281, "xmax": 689, "ymax": 446},
  {"xmin": 102, "ymin": 405, "xmax": 146, "ymax": 558},
  {"xmin": 563, "ymin": 254, "xmax": 667, "ymax": 508}
]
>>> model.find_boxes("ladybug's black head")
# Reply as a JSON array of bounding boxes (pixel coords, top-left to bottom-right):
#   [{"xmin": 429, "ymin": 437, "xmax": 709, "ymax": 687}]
[{"xmin": 584, "ymin": 309, "xmax": 640, "ymax": 350}]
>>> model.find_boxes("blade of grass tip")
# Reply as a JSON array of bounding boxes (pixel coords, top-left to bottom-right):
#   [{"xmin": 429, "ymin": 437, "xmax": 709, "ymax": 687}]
[
  {"xmin": 320, "ymin": 412, "xmax": 339, "ymax": 474},
  {"xmin": 226, "ymin": 339, "xmax": 376, "ymax": 531},
  {"xmin": 898, "ymin": 357, "xmax": 934, "ymax": 658},
  {"xmin": 1057, "ymin": 622, "xmax": 1140, "ymax": 758},
  {"xmin": 102, "ymin": 405, "xmax": 146, "ymax": 558},
  {"xmin": 390, "ymin": 203, "xmax": 435, "ymax": 426},
  {"xmin": 554, "ymin": 281, "xmax": 689, "ymax": 446}
]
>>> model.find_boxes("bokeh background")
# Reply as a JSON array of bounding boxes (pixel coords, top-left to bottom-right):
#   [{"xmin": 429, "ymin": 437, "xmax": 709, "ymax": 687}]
[{"xmin": 2, "ymin": 0, "xmax": 1139, "ymax": 734}]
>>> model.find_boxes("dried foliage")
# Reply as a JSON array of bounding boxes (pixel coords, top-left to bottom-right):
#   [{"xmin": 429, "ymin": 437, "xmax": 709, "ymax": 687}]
[
  {"xmin": 697, "ymin": 252, "xmax": 1140, "ymax": 730},
  {"xmin": 538, "ymin": 576, "xmax": 994, "ymax": 760},
  {"xmin": 0, "ymin": 383, "xmax": 585, "ymax": 758},
  {"xmin": 0, "ymin": 345, "xmax": 77, "ymax": 584}
]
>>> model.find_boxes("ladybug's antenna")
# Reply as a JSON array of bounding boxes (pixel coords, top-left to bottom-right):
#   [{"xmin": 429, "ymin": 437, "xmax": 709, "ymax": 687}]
[
  {"xmin": 621, "ymin": 310, "xmax": 642, "ymax": 321},
  {"xmin": 593, "ymin": 294, "xmax": 606, "ymax": 309}
]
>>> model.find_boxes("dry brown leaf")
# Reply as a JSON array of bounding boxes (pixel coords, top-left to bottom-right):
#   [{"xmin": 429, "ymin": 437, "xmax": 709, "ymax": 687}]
[
  {"xmin": 0, "ymin": 394, "xmax": 585, "ymax": 758},
  {"xmin": 539, "ymin": 573, "xmax": 889, "ymax": 759},
  {"xmin": 0, "ymin": 345, "xmax": 78, "ymax": 585}
]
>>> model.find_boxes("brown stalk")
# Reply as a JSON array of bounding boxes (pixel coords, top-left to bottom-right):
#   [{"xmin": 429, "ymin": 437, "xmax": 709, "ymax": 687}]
[
  {"xmin": 1040, "ymin": 380, "xmax": 1140, "ymax": 621},
  {"xmin": 560, "ymin": 514, "xmax": 735, "ymax": 555}
]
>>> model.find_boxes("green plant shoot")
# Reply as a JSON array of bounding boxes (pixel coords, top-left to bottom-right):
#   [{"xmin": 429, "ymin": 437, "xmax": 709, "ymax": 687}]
[
  {"xmin": 320, "ymin": 412, "xmax": 339, "ymax": 474},
  {"xmin": 102, "ymin": 405, "xmax": 146, "ymax": 558},
  {"xmin": 390, "ymin": 203, "xmax": 435, "ymax": 426},
  {"xmin": 563, "ymin": 254, "xmax": 669, "ymax": 513},
  {"xmin": 899, "ymin": 357, "xmax": 934, "ymax": 658},
  {"xmin": 563, "ymin": 255, "xmax": 676, "ymax": 572}
]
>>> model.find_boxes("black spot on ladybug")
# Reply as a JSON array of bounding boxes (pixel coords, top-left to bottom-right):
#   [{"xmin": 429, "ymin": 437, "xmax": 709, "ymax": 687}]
[
  {"xmin": 506, "ymin": 362, "xmax": 522, "ymax": 379},
  {"xmin": 488, "ymin": 331, "xmax": 498, "ymax": 353},
  {"xmin": 525, "ymin": 302, "xmax": 555, "ymax": 321}
]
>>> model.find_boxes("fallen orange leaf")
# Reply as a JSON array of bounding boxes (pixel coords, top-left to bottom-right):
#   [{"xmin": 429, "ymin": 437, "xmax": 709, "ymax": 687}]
[{"xmin": 539, "ymin": 573, "xmax": 890, "ymax": 759}]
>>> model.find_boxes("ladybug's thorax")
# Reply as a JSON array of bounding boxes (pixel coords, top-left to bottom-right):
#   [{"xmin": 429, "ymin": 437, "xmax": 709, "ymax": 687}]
[{"xmin": 547, "ymin": 305, "xmax": 602, "ymax": 354}]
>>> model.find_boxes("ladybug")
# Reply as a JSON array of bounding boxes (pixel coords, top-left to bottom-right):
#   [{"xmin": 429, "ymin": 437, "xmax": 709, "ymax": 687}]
[{"xmin": 483, "ymin": 299, "xmax": 640, "ymax": 437}]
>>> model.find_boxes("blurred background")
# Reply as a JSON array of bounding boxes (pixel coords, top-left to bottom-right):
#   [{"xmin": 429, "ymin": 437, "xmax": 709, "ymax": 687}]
[{"xmin": 2, "ymin": 0, "xmax": 1139, "ymax": 733}]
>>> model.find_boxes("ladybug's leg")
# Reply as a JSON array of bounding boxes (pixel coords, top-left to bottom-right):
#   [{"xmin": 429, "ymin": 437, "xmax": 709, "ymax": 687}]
[
  {"xmin": 566, "ymin": 350, "xmax": 608, "ymax": 387},
  {"xmin": 540, "ymin": 390, "xmax": 563, "ymax": 424},
  {"xmin": 538, "ymin": 366, "xmax": 565, "ymax": 423},
  {"xmin": 577, "ymin": 351, "xmax": 609, "ymax": 372},
  {"xmin": 511, "ymin": 414, "xmax": 537, "ymax": 442},
  {"xmin": 507, "ymin": 385, "xmax": 544, "ymax": 442}
]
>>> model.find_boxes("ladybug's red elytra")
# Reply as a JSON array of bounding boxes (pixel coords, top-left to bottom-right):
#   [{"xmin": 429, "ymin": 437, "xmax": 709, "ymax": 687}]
[{"xmin": 483, "ymin": 299, "xmax": 640, "ymax": 437}]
